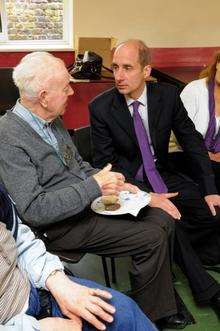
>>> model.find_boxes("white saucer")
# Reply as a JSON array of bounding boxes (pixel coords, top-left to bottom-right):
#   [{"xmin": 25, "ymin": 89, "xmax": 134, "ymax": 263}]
[{"xmin": 91, "ymin": 190, "xmax": 151, "ymax": 217}]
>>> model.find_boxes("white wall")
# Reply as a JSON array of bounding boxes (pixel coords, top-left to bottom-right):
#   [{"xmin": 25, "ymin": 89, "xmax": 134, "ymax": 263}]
[{"xmin": 74, "ymin": 0, "xmax": 220, "ymax": 47}]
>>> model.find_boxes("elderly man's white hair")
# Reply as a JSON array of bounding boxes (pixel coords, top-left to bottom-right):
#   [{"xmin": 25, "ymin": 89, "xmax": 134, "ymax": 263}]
[{"xmin": 13, "ymin": 51, "xmax": 66, "ymax": 100}]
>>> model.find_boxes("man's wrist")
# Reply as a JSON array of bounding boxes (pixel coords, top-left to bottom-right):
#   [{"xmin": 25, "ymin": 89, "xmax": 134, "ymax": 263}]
[
  {"xmin": 46, "ymin": 269, "xmax": 65, "ymax": 289},
  {"xmin": 48, "ymin": 269, "xmax": 64, "ymax": 278},
  {"xmin": 147, "ymin": 192, "xmax": 152, "ymax": 204}
]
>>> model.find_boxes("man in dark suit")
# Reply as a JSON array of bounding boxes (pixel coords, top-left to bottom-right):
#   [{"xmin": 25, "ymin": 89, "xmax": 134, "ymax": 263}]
[{"xmin": 89, "ymin": 39, "xmax": 220, "ymax": 315}]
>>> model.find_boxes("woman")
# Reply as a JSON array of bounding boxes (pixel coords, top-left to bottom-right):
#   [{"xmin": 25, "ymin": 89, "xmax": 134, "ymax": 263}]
[{"xmin": 181, "ymin": 51, "xmax": 220, "ymax": 192}]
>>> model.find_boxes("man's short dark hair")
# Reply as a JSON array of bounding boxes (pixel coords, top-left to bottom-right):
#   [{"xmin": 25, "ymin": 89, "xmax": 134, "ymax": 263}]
[
  {"xmin": 136, "ymin": 40, "xmax": 151, "ymax": 67},
  {"xmin": 116, "ymin": 39, "xmax": 151, "ymax": 67}
]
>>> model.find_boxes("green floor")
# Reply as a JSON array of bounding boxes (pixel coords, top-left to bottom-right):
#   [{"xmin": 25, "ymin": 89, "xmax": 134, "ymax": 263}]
[
  {"xmin": 66, "ymin": 255, "xmax": 220, "ymax": 330},
  {"xmin": 173, "ymin": 266, "xmax": 220, "ymax": 331}
]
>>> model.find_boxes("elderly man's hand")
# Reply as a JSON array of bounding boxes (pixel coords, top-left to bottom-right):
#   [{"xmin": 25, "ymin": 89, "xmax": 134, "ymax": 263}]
[
  {"xmin": 46, "ymin": 271, "xmax": 115, "ymax": 331},
  {"xmin": 93, "ymin": 164, "xmax": 125, "ymax": 196},
  {"xmin": 120, "ymin": 182, "xmax": 139, "ymax": 193},
  {"xmin": 101, "ymin": 182, "xmax": 139, "ymax": 196},
  {"xmin": 205, "ymin": 194, "xmax": 220, "ymax": 216},
  {"xmin": 39, "ymin": 317, "xmax": 82, "ymax": 331}
]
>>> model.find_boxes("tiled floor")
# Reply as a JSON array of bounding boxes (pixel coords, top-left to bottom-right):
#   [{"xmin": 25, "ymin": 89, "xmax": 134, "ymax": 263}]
[{"xmin": 66, "ymin": 255, "xmax": 220, "ymax": 330}]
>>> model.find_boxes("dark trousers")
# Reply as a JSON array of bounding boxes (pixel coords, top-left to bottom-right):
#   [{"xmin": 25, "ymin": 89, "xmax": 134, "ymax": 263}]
[
  {"xmin": 163, "ymin": 171, "xmax": 220, "ymax": 303},
  {"xmin": 168, "ymin": 151, "xmax": 220, "ymax": 195},
  {"xmin": 211, "ymin": 160, "xmax": 220, "ymax": 193},
  {"xmin": 45, "ymin": 208, "xmax": 176, "ymax": 322}
]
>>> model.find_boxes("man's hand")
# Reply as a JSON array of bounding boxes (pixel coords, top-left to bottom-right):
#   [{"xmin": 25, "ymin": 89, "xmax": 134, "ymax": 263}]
[
  {"xmin": 149, "ymin": 192, "xmax": 181, "ymax": 220},
  {"xmin": 205, "ymin": 194, "xmax": 220, "ymax": 216},
  {"xmin": 208, "ymin": 151, "xmax": 220, "ymax": 162},
  {"xmin": 46, "ymin": 272, "xmax": 115, "ymax": 331},
  {"xmin": 93, "ymin": 164, "xmax": 125, "ymax": 196},
  {"xmin": 39, "ymin": 317, "xmax": 82, "ymax": 331}
]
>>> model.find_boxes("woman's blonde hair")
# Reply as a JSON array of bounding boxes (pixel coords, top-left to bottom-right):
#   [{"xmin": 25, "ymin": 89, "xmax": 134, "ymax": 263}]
[{"xmin": 199, "ymin": 51, "xmax": 220, "ymax": 83}]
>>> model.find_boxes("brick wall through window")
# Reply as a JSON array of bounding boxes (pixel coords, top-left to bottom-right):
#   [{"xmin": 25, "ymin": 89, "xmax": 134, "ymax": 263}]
[{"xmin": 5, "ymin": 0, "xmax": 64, "ymax": 41}]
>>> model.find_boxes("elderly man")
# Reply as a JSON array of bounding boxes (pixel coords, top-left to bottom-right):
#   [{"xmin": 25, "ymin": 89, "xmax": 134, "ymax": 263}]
[
  {"xmin": 89, "ymin": 39, "xmax": 220, "ymax": 316},
  {"xmin": 0, "ymin": 52, "xmax": 182, "ymax": 328},
  {"xmin": 0, "ymin": 185, "xmax": 154, "ymax": 331}
]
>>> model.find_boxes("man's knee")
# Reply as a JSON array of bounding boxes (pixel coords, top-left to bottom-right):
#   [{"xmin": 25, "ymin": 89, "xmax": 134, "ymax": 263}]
[
  {"xmin": 214, "ymin": 207, "xmax": 220, "ymax": 224},
  {"xmin": 160, "ymin": 209, "xmax": 175, "ymax": 237},
  {"xmin": 142, "ymin": 207, "xmax": 175, "ymax": 238},
  {"xmin": 72, "ymin": 278, "xmax": 155, "ymax": 330},
  {"xmin": 108, "ymin": 289, "xmax": 156, "ymax": 330},
  {"xmin": 140, "ymin": 224, "xmax": 169, "ymax": 254}
]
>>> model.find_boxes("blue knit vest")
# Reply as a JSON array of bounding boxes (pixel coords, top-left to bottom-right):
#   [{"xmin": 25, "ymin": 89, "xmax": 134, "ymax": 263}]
[{"xmin": 0, "ymin": 185, "xmax": 18, "ymax": 239}]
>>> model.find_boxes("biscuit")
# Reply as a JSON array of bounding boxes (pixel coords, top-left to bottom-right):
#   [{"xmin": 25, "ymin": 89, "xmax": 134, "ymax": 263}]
[{"xmin": 101, "ymin": 195, "xmax": 118, "ymax": 205}]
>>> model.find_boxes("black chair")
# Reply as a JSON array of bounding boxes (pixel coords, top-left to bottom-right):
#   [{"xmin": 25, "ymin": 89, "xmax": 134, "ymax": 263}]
[
  {"xmin": 71, "ymin": 126, "xmax": 117, "ymax": 286},
  {"xmin": 35, "ymin": 229, "xmax": 116, "ymax": 287},
  {"xmin": 72, "ymin": 125, "xmax": 93, "ymax": 163},
  {"xmin": 0, "ymin": 67, "xmax": 19, "ymax": 115},
  {"xmin": 55, "ymin": 250, "xmax": 116, "ymax": 286}
]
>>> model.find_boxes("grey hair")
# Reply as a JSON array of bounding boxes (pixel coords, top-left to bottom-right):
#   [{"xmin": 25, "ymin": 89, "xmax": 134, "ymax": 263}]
[{"xmin": 13, "ymin": 51, "xmax": 65, "ymax": 100}]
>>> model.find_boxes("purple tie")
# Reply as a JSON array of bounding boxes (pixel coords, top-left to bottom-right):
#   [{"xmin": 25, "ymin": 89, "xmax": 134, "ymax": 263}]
[
  {"xmin": 132, "ymin": 100, "xmax": 168, "ymax": 193},
  {"xmin": 204, "ymin": 80, "xmax": 220, "ymax": 152}
]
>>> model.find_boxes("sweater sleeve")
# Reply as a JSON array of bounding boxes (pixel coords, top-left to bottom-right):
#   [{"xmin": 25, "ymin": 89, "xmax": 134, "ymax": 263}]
[{"xmin": 0, "ymin": 141, "xmax": 101, "ymax": 227}]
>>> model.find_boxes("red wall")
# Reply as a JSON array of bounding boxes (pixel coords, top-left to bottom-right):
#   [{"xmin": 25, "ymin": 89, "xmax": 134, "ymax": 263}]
[
  {"xmin": 0, "ymin": 51, "xmax": 75, "ymax": 67},
  {"xmin": 0, "ymin": 47, "xmax": 219, "ymax": 68},
  {"xmin": 151, "ymin": 47, "xmax": 220, "ymax": 68}
]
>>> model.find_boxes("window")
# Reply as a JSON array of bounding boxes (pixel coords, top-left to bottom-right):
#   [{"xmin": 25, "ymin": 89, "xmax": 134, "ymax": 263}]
[
  {"xmin": 0, "ymin": 0, "xmax": 7, "ymax": 42},
  {"xmin": 0, "ymin": 0, "xmax": 73, "ymax": 50}
]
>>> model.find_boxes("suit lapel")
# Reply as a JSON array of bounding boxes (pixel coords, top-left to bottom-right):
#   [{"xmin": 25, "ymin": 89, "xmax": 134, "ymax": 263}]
[
  {"xmin": 147, "ymin": 83, "xmax": 163, "ymax": 147},
  {"xmin": 110, "ymin": 84, "xmax": 163, "ymax": 147},
  {"xmin": 111, "ymin": 90, "xmax": 137, "ymax": 143}
]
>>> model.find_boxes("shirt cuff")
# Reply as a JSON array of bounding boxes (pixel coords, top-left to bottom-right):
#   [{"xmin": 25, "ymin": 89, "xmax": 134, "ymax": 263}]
[{"xmin": 39, "ymin": 256, "xmax": 64, "ymax": 289}]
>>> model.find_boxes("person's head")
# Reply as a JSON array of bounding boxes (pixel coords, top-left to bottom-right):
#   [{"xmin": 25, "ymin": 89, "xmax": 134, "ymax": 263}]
[
  {"xmin": 13, "ymin": 51, "xmax": 73, "ymax": 121},
  {"xmin": 112, "ymin": 39, "xmax": 151, "ymax": 99},
  {"xmin": 199, "ymin": 51, "xmax": 220, "ymax": 85}
]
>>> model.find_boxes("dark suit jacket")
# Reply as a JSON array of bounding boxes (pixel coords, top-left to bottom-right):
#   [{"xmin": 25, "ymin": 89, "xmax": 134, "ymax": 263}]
[{"xmin": 89, "ymin": 82, "xmax": 217, "ymax": 195}]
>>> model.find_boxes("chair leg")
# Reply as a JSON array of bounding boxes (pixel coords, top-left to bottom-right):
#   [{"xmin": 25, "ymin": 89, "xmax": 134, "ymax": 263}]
[
  {"xmin": 101, "ymin": 256, "xmax": 111, "ymax": 287},
  {"xmin": 111, "ymin": 257, "xmax": 117, "ymax": 283}
]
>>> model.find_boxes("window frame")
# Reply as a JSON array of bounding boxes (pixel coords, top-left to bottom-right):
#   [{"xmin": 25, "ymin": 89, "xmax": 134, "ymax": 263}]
[
  {"xmin": 0, "ymin": 0, "xmax": 73, "ymax": 51},
  {"xmin": 0, "ymin": 0, "xmax": 8, "ymax": 42}
]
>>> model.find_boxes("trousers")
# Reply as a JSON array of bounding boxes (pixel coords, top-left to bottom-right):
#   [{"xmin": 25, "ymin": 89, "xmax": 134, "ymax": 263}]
[
  {"xmin": 162, "ymin": 171, "xmax": 220, "ymax": 303},
  {"xmin": 168, "ymin": 151, "xmax": 220, "ymax": 196},
  {"xmin": 211, "ymin": 160, "xmax": 220, "ymax": 194},
  {"xmin": 27, "ymin": 277, "xmax": 157, "ymax": 331},
  {"xmin": 44, "ymin": 208, "xmax": 176, "ymax": 321}
]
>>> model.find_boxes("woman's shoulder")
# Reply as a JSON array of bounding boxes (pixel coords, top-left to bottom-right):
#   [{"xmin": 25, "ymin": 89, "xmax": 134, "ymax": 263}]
[
  {"xmin": 185, "ymin": 77, "xmax": 207, "ymax": 90},
  {"xmin": 181, "ymin": 78, "xmax": 207, "ymax": 97}
]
